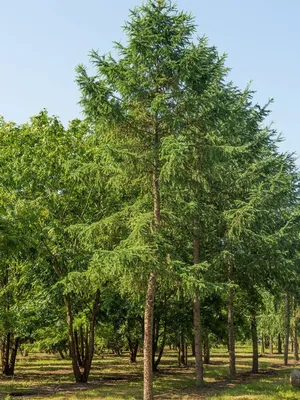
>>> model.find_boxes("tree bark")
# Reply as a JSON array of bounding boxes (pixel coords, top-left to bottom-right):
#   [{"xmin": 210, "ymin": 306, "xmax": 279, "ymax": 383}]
[
  {"xmin": 82, "ymin": 289, "xmax": 100, "ymax": 382},
  {"xmin": 144, "ymin": 272, "xmax": 156, "ymax": 400},
  {"xmin": 154, "ymin": 323, "xmax": 166, "ymax": 371},
  {"xmin": 144, "ymin": 137, "xmax": 160, "ymax": 400},
  {"xmin": 278, "ymin": 334, "xmax": 282, "ymax": 354},
  {"xmin": 251, "ymin": 312, "xmax": 258, "ymax": 374},
  {"xmin": 284, "ymin": 293, "xmax": 290, "ymax": 366},
  {"xmin": 269, "ymin": 336, "xmax": 273, "ymax": 355},
  {"xmin": 66, "ymin": 289, "xmax": 100, "ymax": 383},
  {"xmin": 203, "ymin": 328, "xmax": 210, "ymax": 365},
  {"xmin": 261, "ymin": 334, "xmax": 265, "ymax": 354},
  {"xmin": 228, "ymin": 262, "xmax": 236, "ymax": 379},
  {"xmin": 193, "ymin": 238, "xmax": 204, "ymax": 387},
  {"xmin": 293, "ymin": 298, "xmax": 299, "ymax": 361},
  {"xmin": 2, "ymin": 334, "xmax": 20, "ymax": 376},
  {"xmin": 8, "ymin": 337, "xmax": 19, "ymax": 376},
  {"xmin": 2, "ymin": 332, "xmax": 10, "ymax": 375},
  {"xmin": 180, "ymin": 332, "xmax": 186, "ymax": 366}
]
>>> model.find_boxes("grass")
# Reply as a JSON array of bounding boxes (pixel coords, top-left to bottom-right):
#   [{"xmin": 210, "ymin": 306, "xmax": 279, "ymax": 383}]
[{"xmin": 0, "ymin": 346, "xmax": 299, "ymax": 399}]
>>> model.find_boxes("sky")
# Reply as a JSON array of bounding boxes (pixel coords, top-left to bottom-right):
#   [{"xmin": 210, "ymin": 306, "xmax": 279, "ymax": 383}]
[{"xmin": 0, "ymin": 0, "xmax": 299, "ymax": 158}]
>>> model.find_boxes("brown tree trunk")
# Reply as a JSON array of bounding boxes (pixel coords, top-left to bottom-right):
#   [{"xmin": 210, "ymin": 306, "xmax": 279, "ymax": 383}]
[
  {"xmin": 130, "ymin": 341, "xmax": 139, "ymax": 363},
  {"xmin": 58, "ymin": 349, "xmax": 65, "ymax": 359},
  {"xmin": 66, "ymin": 289, "xmax": 100, "ymax": 383},
  {"xmin": 293, "ymin": 298, "xmax": 299, "ymax": 361},
  {"xmin": 144, "ymin": 272, "xmax": 156, "ymax": 400},
  {"xmin": 269, "ymin": 336, "xmax": 273, "ymax": 355},
  {"xmin": 228, "ymin": 262, "xmax": 236, "ymax": 379},
  {"xmin": 261, "ymin": 334, "xmax": 265, "ymax": 354},
  {"xmin": 180, "ymin": 332, "xmax": 186, "ymax": 366},
  {"xmin": 80, "ymin": 326, "xmax": 85, "ymax": 364},
  {"xmin": 154, "ymin": 323, "xmax": 166, "ymax": 371},
  {"xmin": 284, "ymin": 293, "xmax": 290, "ymax": 366},
  {"xmin": 8, "ymin": 337, "xmax": 19, "ymax": 376},
  {"xmin": 144, "ymin": 143, "xmax": 160, "ymax": 400},
  {"xmin": 193, "ymin": 238, "xmax": 204, "ymax": 387},
  {"xmin": 2, "ymin": 334, "xmax": 19, "ymax": 376},
  {"xmin": 203, "ymin": 328, "xmax": 210, "ymax": 365},
  {"xmin": 278, "ymin": 334, "xmax": 282, "ymax": 354},
  {"xmin": 251, "ymin": 312, "xmax": 258, "ymax": 374},
  {"xmin": 66, "ymin": 294, "xmax": 83, "ymax": 382},
  {"xmin": 74, "ymin": 330, "xmax": 83, "ymax": 367},
  {"xmin": 82, "ymin": 289, "xmax": 100, "ymax": 382},
  {"xmin": 2, "ymin": 332, "xmax": 10, "ymax": 375}
]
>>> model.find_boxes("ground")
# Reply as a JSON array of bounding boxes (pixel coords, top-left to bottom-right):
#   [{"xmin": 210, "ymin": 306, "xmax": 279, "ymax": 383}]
[{"xmin": 1, "ymin": 347, "xmax": 300, "ymax": 399}]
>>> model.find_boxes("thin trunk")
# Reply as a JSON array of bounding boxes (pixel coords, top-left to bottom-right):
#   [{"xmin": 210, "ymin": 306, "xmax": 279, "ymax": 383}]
[
  {"xmin": 82, "ymin": 289, "xmax": 100, "ymax": 382},
  {"xmin": 269, "ymin": 336, "xmax": 273, "ymax": 355},
  {"xmin": 80, "ymin": 326, "xmax": 85, "ymax": 364},
  {"xmin": 193, "ymin": 238, "xmax": 204, "ymax": 387},
  {"xmin": 180, "ymin": 332, "xmax": 185, "ymax": 366},
  {"xmin": 228, "ymin": 262, "xmax": 236, "ymax": 379},
  {"xmin": 293, "ymin": 298, "xmax": 299, "ymax": 361},
  {"xmin": 203, "ymin": 329, "xmax": 210, "ymax": 365},
  {"xmin": 58, "ymin": 349, "xmax": 65, "ymax": 359},
  {"xmin": 185, "ymin": 343, "xmax": 188, "ymax": 366},
  {"xmin": 278, "ymin": 334, "xmax": 282, "ymax": 354},
  {"xmin": 143, "ymin": 272, "xmax": 156, "ymax": 400},
  {"xmin": 74, "ymin": 330, "xmax": 83, "ymax": 367},
  {"xmin": 2, "ymin": 332, "xmax": 10, "ymax": 374},
  {"xmin": 66, "ymin": 294, "xmax": 82, "ymax": 382},
  {"xmin": 284, "ymin": 293, "xmax": 290, "ymax": 366},
  {"xmin": 261, "ymin": 334, "xmax": 265, "ymax": 354},
  {"xmin": 154, "ymin": 323, "xmax": 166, "ymax": 371},
  {"xmin": 144, "ymin": 139, "xmax": 160, "ymax": 400},
  {"xmin": 251, "ymin": 312, "xmax": 258, "ymax": 374},
  {"xmin": 8, "ymin": 337, "xmax": 19, "ymax": 376},
  {"xmin": 130, "ymin": 341, "xmax": 139, "ymax": 363}
]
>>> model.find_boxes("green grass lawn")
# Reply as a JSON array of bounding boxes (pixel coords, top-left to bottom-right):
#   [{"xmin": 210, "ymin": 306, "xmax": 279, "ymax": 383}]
[{"xmin": 1, "ymin": 346, "xmax": 299, "ymax": 399}]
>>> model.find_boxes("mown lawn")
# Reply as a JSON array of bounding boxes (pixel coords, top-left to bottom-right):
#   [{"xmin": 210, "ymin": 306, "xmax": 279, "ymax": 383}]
[{"xmin": 1, "ymin": 346, "xmax": 299, "ymax": 399}]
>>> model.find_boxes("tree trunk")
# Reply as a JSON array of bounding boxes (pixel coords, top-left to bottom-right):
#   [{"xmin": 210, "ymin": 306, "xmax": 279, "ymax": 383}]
[
  {"xmin": 80, "ymin": 326, "xmax": 85, "ymax": 365},
  {"xmin": 144, "ymin": 134, "xmax": 160, "ymax": 400},
  {"xmin": 293, "ymin": 298, "xmax": 299, "ymax": 361},
  {"xmin": 74, "ymin": 330, "xmax": 83, "ymax": 367},
  {"xmin": 154, "ymin": 323, "xmax": 166, "ymax": 371},
  {"xmin": 2, "ymin": 334, "xmax": 19, "ymax": 376},
  {"xmin": 278, "ymin": 334, "xmax": 282, "ymax": 354},
  {"xmin": 58, "ymin": 349, "xmax": 65, "ymax": 359},
  {"xmin": 66, "ymin": 294, "xmax": 83, "ymax": 382},
  {"xmin": 143, "ymin": 272, "xmax": 156, "ymax": 400},
  {"xmin": 269, "ymin": 336, "xmax": 273, "ymax": 355},
  {"xmin": 261, "ymin": 334, "xmax": 265, "ymax": 354},
  {"xmin": 127, "ymin": 335, "xmax": 139, "ymax": 363},
  {"xmin": 203, "ymin": 329, "xmax": 210, "ymax": 365},
  {"xmin": 82, "ymin": 289, "xmax": 100, "ymax": 382},
  {"xmin": 284, "ymin": 293, "xmax": 290, "ymax": 366},
  {"xmin": 66, "ymin": 289, "xmax": 100, "ymax": 383},
  {"xmin": 251, "ymin": 312, "xmax": 258, "ymax": 374},
  {"xmin": 2, "ymin": 332, "xmax": 10, "ymax": 375},
  {"xmin": 228, "ymin": 262, "xmax": 236, "ymax": 379},
  {"xmin": 185, "ymin": 343, "xmax": 188, "ymax": 366},
  {"xmin": 130, "ymin": 341, "xmax": 139, "ymax": 363},
  {"xmin": 180, "ymin": 332, "xmax": 185, "ymax": 366},
  {"xmin": 8, "ymin": 337, "xmax": 19, "ymax": 376},
  {"xmin": 193, "ymin": 238, "xmax": 204, "ymax": 387}
]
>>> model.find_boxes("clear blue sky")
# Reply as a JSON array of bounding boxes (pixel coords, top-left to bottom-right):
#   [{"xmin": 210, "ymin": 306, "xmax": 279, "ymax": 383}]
[{"xmin": 1, "ymin": 0, "xmax": 299, "ymax": 158}]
